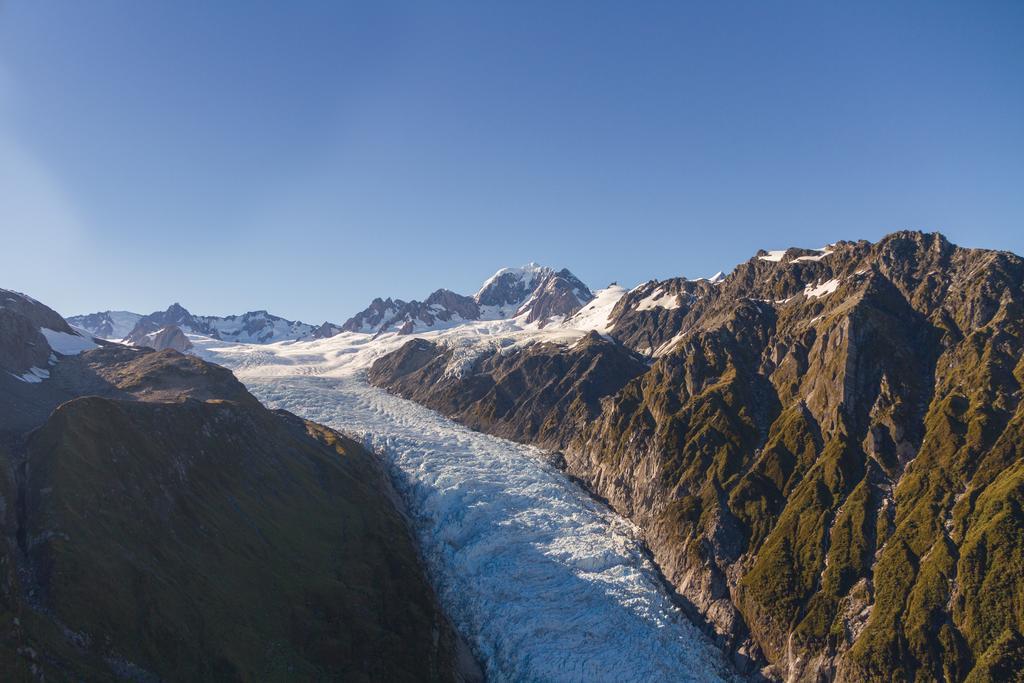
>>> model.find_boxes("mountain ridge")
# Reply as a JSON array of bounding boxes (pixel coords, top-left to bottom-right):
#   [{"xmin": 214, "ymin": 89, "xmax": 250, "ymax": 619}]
[
  {"xmin": 341, "ymin": 263, "xmax": 594, "ymax": 336},
  {"xmin": 2, "ymin": 288, "xmax": 477, "ymax": 681},
  {"xmin": 366, "ymin": 230, "xmax": 1024, "ymax": 681},
  {"xmin": 69, "ymin": 303, "xmax": 341, "ymax": 345}
]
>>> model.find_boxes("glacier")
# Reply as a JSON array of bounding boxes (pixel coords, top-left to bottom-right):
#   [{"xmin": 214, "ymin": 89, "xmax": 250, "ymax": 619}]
[{"xmin": 196, "ymin": 330, "xmax": 735, "ymax": 681}]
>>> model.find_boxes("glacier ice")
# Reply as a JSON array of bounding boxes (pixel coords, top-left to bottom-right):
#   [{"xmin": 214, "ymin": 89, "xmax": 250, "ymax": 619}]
[
  {"xmin": 250, "ymin": 376, "xmax": 731, "ymax": 680},
  {"xmin": 197, "ymin": 335, "xmax": 734, "ymax": 681}
]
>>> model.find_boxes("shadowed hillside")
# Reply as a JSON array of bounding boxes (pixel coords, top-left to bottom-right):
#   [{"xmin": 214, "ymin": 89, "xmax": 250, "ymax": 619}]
[{"xmin": 0, "ymin": 289, "xmax": 476, "ymax": 681}]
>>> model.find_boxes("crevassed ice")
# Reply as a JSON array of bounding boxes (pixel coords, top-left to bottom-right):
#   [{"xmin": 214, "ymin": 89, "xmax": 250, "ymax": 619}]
[
  {"xmin": 247, "ymin": 373, "xmax": 732, "ymax": 682},
  {"xmin": 196, "ymin": 332, "xmax": 734, "ymax": 681}
]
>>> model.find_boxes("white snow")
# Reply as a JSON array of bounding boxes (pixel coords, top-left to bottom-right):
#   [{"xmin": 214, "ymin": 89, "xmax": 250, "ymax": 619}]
[
  {"xmin": 106, "ymin": 311, "xmax": 143, "ymax": 339},
  {"xmin": 205, "ymin": 314, "xmax": 317, "ymax": 344},
  {"xmin": 804, "ymin": 278, "xmax": 841, "ymax": 299},
  {"xmin": 474, "ymin": 262, "xmax": 545, "ymax": 299},
  {"xmin": 653, "ymin": 332, "xmax": 687, "ymax": 357},
  {"xmin": 793, "ymin": 247, "xmax": 834, "ymax": 262},
  {"xmin": 191, "ymin": 331, "xmax": 733, "ymax": 682},
  {"xmin": 760, "ymin": 246, "xmax": 834, "ymax": 263},
  {"xmin": 562, "ymin": 285, "xmax": 625, "ymax": 334},
  {"xmin": 697, "ymin": 271, "xmax": 726, "ymax": 284},
  {"xmin": 635, "ymin": 288, "xmax": 681, "ymax": 311},
  {"xmin": 40, "ymin": 328, "xmax": 98, "ymax": 355},
  {"xmin": 757, "ymin": 250, "xmax": 786, "ymax": 262},
  {"xmin": 65, "ymin": 311, "xmax": 142, "ymax": 340},
  {"xmin": 14, "ymin": 366, "xmax": 50, "ymax": 383}
]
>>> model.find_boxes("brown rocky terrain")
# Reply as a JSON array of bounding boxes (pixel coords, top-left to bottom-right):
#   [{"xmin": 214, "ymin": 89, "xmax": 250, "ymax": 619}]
[
  {"xmin": 369, "ymin": 231, "xmax": 1024, "ymax": 681},
  {"xmin": 368, "ymin": 331, "xmax": 649, "ymax": 450}
]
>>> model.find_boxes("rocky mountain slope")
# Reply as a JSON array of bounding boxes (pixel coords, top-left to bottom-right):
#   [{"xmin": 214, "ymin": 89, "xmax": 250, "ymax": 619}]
[
  {"xmin": 1, "ymin": 290, "xmax": 474, "ymax": 680},
  {"xmin": 342, "ymin": 263, "xmax": 593, "ymax": 335},
  {"xmin": 2, "ymin": 289, "xmax": 99, "ymax": 386},
  {"xmin": 369, "ymin": 231, "xmax": 1024, "ymax": 681},
  {"xmin": 71, "ymin": 303, "xmax": 339, "ymax": 345},
  {"xmin": 132, "ymin": 323, "xmax": 194, "ymax": 352}
]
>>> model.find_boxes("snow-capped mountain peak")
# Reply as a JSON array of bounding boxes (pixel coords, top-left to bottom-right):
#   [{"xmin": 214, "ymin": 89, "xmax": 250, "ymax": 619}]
[
  {"xmin": 341, "ymin": 263, "xmax": 594, "ymax": 336},
  {"xmin": 509, "ymin": 267, "xmax": 594, "ymax": 325},
  {"xmin": 474, "ymin": 262, "xmax": 547, "ymax": 305},
  {"xmin": 70, "ymin": 303, "xmax": 336, "ymax": 346}
]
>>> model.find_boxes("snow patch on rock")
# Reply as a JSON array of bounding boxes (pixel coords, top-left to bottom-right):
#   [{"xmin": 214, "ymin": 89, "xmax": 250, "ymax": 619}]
[
  {"xmin": 804, "ymin": 278, "xmax": 841, "ymax": 299},
  {"xmin": 562, "ymin": 285, "xmax": 625, "ymax": 334},
  {"xmin": 757, "ymin": 250, "xmax": 787, "ymax": 262},
  {"xmin": 635, "ymin": 288, "xmax": 681, "ymax": 311},
  {"xmin": 40, "ymin": 328, "xmax": 98, "ymax": 355}
]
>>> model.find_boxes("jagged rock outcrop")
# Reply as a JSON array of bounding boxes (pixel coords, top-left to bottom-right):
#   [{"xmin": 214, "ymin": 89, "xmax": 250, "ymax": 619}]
[
  {"xmin": 518, "ymin": 268, "xmax": 594, "ymax": 325},
  {"xmin": 123, "ymin": 302, "xmax": 196, "ymax": 342},
  {"xmin": 369, "ymin": 231, "xmax": 1024, "ymax": 681},
  {"xmin": 310, "ymin": 321, "xmax": 342, "ymax": 339},
  {"xmin": 1, "ymin": 292, "xmax": 475, "ymax": 681},
  {"xmin": 370, "ymin": 331, "xmax": 648, "ymax": 450},
  {"xmin": 343, "ymin": 289, "xmax": 481, "ymax": 336},
  {"xmin": 133, "ymin": 324, "xmax": 193, "ymax": 352},
  {"xmin": 343, "ymin": 264, "xmax": 593, "ymax": 335},
  {"xmin": 606, "ymin": 277, "xmax": 718, "ymax": 355}
]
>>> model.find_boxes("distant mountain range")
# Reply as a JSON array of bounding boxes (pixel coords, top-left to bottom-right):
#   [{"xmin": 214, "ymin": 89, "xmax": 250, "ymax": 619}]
[
  {"xmin": 67, "ymin": 263, "xmax": 595, "ymax": 348},
  {"xmin": 27, "ymin": 231, "xmax": 1024, "ymax": 681},
  {"xmin": 67, "ymin": 304, "xmax": 338, "ymax": 346}
]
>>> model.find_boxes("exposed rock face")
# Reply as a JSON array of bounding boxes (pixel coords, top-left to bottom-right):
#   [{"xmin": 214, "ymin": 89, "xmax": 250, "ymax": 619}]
[
  {"xmin": 341, "ymin": 297, "xmax": 405, "ymax": 333},
  {"xmin": 134, "ymin": 324, "xmax": 193, "ymax": 352},
  {"xmin": 426, "ymin": 288, "xmax": 482, "ymax": 320},
  {"xmin": 125, "ymin": 302, "xmax": 196, "ymax": 341},
  {"xmin": 0, "ymin": 295, "xmax": 57, "ymax": 378},
  {"xmin": 1, "ymin": 289, "xmax": 95, "ymax": 379},
  {"xmin": 1, "ymin": 293, "xmax": 473, "ymax": 681},
  {"xmin": 310, "ymin": 321, "xmax": 343, "ymax": 339},
  {"xmin": 517, "ymin": 268, "xmax": 594, "ymax": 326},
  {"xmin": 607, "ymin": 277, "xmax": 717, "ymax": 355},
  {"xmin": 369, "ymin": 231, "xmax": 1024, "ymax": 681},
  {"xmin": 343, "ymin": 289, "xmax": 480, "ymax": 336},
  {"xmin": 343, "ymin": 264, "xmax": 594, "ymax": 335},
  {"xmin": 369, "ymin": 332, "xmax": 648, "ymax": 450}
]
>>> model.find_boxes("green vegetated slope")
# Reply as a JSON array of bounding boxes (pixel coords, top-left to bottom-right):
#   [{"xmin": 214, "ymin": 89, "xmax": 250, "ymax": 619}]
[
  {"xmin": 0, "ymin": 294, "xmax": 465, "ymax": 682},
  {"xmin": 370, "ymin": 231, "xmax": 1024, "ymax": 682}
]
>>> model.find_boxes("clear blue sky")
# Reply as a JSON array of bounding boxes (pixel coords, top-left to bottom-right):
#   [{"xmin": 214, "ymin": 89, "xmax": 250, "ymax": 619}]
[{"xmin": 1, "ymin": 1, "xmax": 1022, "ymax": 323}]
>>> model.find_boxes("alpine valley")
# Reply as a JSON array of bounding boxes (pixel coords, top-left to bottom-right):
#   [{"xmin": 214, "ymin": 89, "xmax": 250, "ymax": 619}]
[{"xmin": 4, "ymin": 229, "xmax": 1023, "ymax": 682}]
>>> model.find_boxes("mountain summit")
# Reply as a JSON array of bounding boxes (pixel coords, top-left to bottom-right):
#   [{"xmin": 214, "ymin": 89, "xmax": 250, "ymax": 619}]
[{"xmin": 342, "ymin": 263, "xmax": 593, "ymax": 336}]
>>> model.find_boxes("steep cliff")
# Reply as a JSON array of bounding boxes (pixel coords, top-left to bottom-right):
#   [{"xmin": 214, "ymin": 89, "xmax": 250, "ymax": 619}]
[{"xmin": 369, "ymin": 231, "xmax": 1024, "ymax": 681}]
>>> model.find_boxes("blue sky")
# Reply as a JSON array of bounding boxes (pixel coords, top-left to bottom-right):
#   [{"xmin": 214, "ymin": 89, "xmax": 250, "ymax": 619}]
[{"xmin": 1, "ymin": 1, "xmax": 1022, "ymax": 323}]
